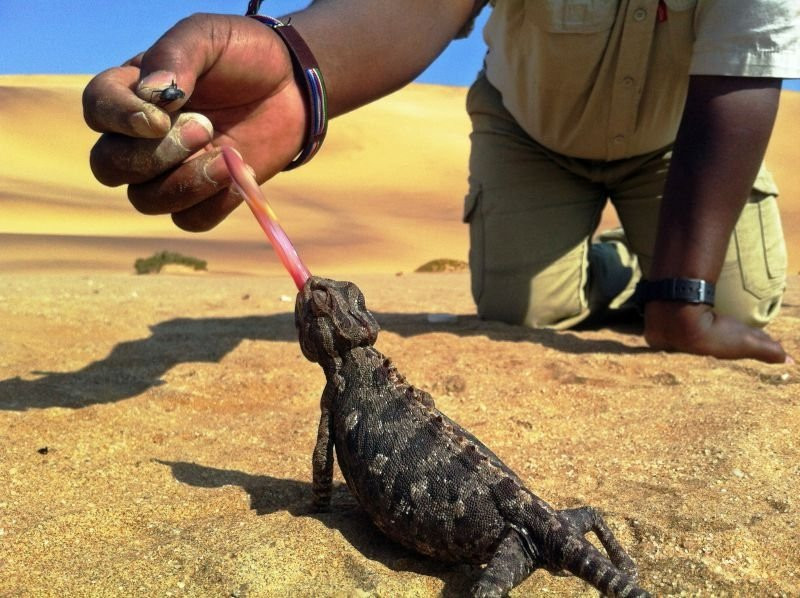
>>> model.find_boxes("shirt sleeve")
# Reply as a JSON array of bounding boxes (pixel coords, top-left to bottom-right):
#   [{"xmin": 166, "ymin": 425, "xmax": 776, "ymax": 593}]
[
  {"xmin": 690, "ymin": 0, "xmax": 800, "ymax": 78},
  {"xmin": 455, "ymin": 0, "xmax": 492, "ymax": 39}
]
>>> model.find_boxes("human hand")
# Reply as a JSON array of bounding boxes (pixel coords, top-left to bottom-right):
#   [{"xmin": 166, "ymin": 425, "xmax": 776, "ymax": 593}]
[
  {"xmin": 83, "ymin": 13, "xmax": 306, "ymax": 231},
  {"xmin": 644, "ymin": 301, "xmax": 790, "ymax": 364}
]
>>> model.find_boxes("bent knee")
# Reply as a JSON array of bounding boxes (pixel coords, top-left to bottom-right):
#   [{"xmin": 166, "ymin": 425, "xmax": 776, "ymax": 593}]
[
  {"xmin": 715, "ymin": 286, "xmax": 785, "ymax": 328},
  {"xmin": 474, "ymin": 273, "xmax": 590, "ymax": 330},
  {"xmin": 721, "ymin": 195, "xmax": 787, "ymax": 327}
]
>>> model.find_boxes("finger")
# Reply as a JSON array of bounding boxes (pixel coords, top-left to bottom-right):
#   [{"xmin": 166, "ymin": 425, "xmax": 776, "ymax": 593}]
[
  {"xmin": 122, "ymin": 52, "xmax": 145, "ymax": 67},
  {"xmin": 171, "ymin": 187, "xmax": 244, "ymax": 232},
  {"xmin": 90, "ymin": 112, "xmax": 214, "ymax": 186},
  {"xmin": 135, "ymin": 14, "xmax": 287, "ymax": 106},
  {"xmin": 127, "ymin": 147, "xmax": 231, "ymax": 215},
  {"xmin": 705, "ymin": 317, "xmax": 787, "ymax": 364},
  {"xmin": 136, "ymin": 70, "xmax": 189, "ymax": 111},
  {"xmin": 83, "ymin": 65, "xmax": 172, "ymax": 138},
  {"xmin": 134, "ymin": 14, "xmax": 235, "ymax": 107},
  {"xmin": 738, "ymin": 328, "xmax": 787, "ymax": 364}
]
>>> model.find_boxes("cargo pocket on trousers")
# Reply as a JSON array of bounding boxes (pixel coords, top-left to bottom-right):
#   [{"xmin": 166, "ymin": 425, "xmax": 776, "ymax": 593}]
[
  {"xmin": 734, "ymin": 196, "xmax": 787, "ymax": 300},
  {"xmin": 463, "ymin": 184, "xmax": 484, "ymax": 306}
]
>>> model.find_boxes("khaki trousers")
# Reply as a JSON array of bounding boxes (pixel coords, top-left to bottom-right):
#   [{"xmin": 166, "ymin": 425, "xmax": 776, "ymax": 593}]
[{"xmin": 464, "ymin": 73, "xmax": 787, "ymax": 330}]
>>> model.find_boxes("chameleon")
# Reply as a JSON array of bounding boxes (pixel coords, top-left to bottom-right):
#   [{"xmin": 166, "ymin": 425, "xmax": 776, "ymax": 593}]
[{"xmin": 295, "ymin": 276, "xmax": 650, "ymax": 597}]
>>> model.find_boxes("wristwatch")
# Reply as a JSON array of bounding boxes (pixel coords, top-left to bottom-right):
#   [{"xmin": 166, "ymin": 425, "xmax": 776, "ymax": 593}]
[{"xmin": 635, "ymin": 278, "xmax": 716, "ymax": 306}]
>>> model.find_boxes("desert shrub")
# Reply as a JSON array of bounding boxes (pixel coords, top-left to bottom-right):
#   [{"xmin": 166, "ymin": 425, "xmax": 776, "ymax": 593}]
[
  {"xmin": 134, "ymin": 251, "xmax": 207, "ymax": 274},
  {"xmin": 415, "ymin": 258, "xmax": 468, "ymax": 273}
]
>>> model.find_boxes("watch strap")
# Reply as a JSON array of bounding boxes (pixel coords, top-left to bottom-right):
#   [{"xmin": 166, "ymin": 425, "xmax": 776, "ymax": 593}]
[{"xmin": 635, "ymin": 278, "xmax": 716, "ymax": 306}]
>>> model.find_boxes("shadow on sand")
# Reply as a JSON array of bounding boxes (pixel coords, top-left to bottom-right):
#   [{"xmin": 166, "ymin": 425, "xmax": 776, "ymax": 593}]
[
  {"xmin": 156, "ymin": 459, "xmax": 475, "ymax": 597},
  {"xmin": 0, "ymin": 311, "xmax": 647, "ymax": 411}
]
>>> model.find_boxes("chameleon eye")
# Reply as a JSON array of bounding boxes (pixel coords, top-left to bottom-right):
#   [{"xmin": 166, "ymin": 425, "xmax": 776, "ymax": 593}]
[{"xmin": 312, "ymin": 289, "xmax": 328, "ymax": 310}]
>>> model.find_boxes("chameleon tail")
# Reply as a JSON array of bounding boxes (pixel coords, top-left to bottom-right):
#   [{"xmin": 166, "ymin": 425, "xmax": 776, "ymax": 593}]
[{"xmin": 562, "ymin": 541, "xmax": 650, "ymax": 598}]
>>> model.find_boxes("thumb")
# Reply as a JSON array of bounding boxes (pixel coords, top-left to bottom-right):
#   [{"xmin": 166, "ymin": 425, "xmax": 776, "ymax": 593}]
[
  {"xmin": 136, "ymin": 70, "xmax": 188, "ymax": 110},
  {"xmin": 134, "ymin": 14, "xmax": 292, "ymax": 112},
  {"xmin": 133, "ymin": 14, "xmax": 232, "ymax": 110}
]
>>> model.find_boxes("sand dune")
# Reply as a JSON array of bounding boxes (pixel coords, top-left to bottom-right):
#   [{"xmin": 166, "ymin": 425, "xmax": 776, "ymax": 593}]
[
  {"xmin": 1, "ymin": 74, "xmax": 798, "ymax": 274},
  {"xmin": 0, "ymin": 75, "xmax": 473, "ymax": 275}
]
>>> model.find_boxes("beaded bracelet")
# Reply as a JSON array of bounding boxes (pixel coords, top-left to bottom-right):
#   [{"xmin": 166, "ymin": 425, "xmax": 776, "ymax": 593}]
[{"xmin": 246, "ymin": 4, "xmax": 328, "ymax": 171}]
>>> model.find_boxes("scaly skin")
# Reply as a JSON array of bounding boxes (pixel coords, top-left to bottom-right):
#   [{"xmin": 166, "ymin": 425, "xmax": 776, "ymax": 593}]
[{"xmin": 295, "ymin": 276, "xmax": 650, "ymax": 597}]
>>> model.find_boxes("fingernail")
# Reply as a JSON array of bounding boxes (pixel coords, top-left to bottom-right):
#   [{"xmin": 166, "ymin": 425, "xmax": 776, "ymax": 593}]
[
  {"xmin": 174, "ymin": 113, "xmax": 213, "ymax": 149},
  {"xmin": 129, "ymin": 107, "xmax": 170, "ymax": 137},
  {"xmin": 137, "ymin": 70, "xmax": 183, "ymax": 104},
  {"xmin": 786, "ymin": 355, "xmax": 795, "ymax": 365},
  {"xmin": 130, "ymin": 111, "xmax": 153, "ymax": 136},
  {"xmin": 202, "ymin": 152, "xmax": 229, "ymax": 185}
]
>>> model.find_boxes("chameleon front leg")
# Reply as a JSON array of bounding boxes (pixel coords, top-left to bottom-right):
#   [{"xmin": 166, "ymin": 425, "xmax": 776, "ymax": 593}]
[
  {"xmin": 558, "ymin": 507, "xmax": 637, "ymax": 578},
  {"xmin": 311, "ymin": 385, "xmax": 336, "ymax": 511},
  {"xmin": 471, "ymin": 527, "xmax": 539, "ymax": 598}
]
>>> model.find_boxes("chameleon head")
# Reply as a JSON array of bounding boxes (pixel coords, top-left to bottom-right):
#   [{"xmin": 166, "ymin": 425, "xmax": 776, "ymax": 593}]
[{"xmin": 295, "ymin": 276, "xmax": 380, "ymax": 363}]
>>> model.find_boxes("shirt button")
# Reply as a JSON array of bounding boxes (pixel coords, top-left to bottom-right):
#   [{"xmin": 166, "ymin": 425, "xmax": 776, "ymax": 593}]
[
  {"xmin": 633, "ymin": 8, "xmax": 647, "ymax": 21},
  {"xmin": 623, "ymin": 76, "xmax": 635, "ymax": 87},
  {"xmin": 613, "ymin": 135, "xmax": 625, "ymax": 144}
]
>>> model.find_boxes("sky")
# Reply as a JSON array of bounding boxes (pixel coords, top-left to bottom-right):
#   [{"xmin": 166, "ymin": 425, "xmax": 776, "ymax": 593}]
[
  {"xmin": 0, "ymin": 1, "xmax": 490, "ymax": 86},
  {"xmin": 0, "ymin": 1, "xmax": 797, "ymax": 91}
]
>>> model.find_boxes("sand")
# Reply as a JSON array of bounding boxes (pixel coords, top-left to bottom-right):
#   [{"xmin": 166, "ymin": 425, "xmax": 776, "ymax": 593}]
[
  {"xmin": 1, "ymin": 272, "xmax": 798, "ymax": 596},
  {"xmin": 1, "ymin": 75, "xmax": 799, "ymax": 596}
]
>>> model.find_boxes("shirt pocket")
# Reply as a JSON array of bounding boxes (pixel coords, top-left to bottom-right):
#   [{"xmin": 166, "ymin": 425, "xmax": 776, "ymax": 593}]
[
  {"xmin": 528, "ymin": 0, "xmax": 618, "ymax": 33},
  {"xmin": 651, "ymin": 0, "xmax": 697, "ymax": 76}
]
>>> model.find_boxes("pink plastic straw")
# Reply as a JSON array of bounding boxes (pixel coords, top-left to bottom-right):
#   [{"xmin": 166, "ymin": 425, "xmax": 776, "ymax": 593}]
[{"xmin": 221, "ymin": 146, "xmax": 311, "ymax": 290}]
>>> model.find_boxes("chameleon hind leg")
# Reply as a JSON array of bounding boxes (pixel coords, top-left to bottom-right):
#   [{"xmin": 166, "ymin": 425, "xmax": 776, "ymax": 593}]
[
  {"xmin": 311, "ymin": 386, "xmax": 336, "ymax": 511},
  {"xmin": 471, "ymin": 528, "xmax": 539, "ymax": 598},
  {"xmin": 558, "ymin": 506, "xmax": 637, "ymax": 578}
]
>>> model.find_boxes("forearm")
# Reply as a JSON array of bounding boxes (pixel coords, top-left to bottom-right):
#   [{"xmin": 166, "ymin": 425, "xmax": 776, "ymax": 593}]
[
  {"xmin": 285, "ymin": 0, "xmax": 477, "ymax": 116},
  {"xmin": 643, "ymin": 75, "xmax": 787, "ymax": 362},
  {"xmin": 649, "ymin": 75, "xmax": 782, "ymax": 282}
]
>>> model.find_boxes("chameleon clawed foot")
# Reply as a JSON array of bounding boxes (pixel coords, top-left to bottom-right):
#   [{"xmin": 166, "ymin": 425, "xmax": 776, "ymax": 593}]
[
  {"xmin": 470, "ymin": 579, "xmax": 505, "ymax": 598},
  {"xmin": 469, "ymin": 528, "xmax": 537, "ymax": 597},
  {"xmin": 311, "ymin": 492, "xmax": 332, "ymax": 513},
  {"xmin": 558, "ymin": 506, "xmax": 639, "ymax": 579},
  {"xmin": 311, "ymin": 501, "xmax": 331, "ymax": 513}
]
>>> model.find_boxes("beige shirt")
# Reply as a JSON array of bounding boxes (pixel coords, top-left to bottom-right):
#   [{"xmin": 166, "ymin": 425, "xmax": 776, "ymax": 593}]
[{"xmin": 480, "ymin": 0, "xmax": 800, "ymax": 161}]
